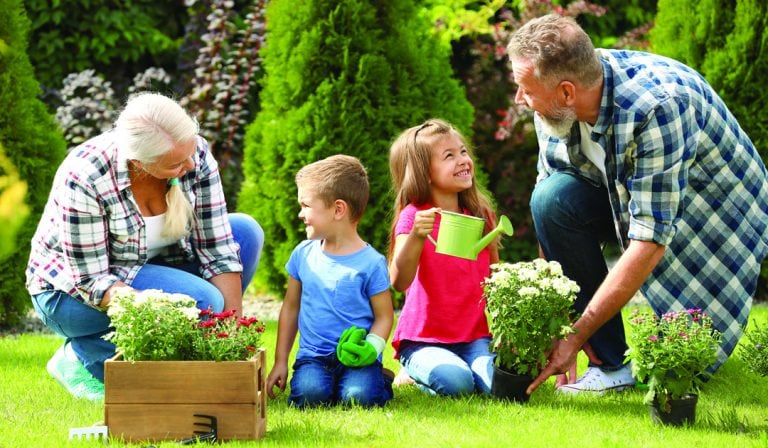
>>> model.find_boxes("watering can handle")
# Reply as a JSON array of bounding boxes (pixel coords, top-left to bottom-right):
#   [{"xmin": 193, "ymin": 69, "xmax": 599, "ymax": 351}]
[{"xmin": 425, "ymin": 209, "xmax": 441, "ymax": 247}]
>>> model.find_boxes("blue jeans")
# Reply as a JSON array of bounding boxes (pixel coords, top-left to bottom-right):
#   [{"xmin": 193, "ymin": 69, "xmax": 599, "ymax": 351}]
[
  {"xmin": 288, "ymin": 355, "xmax": 393, "ymax": 408},
  {"xmin": 398, "ymin": 337, "xmax": 495, "ymax": 396},
  {"xmin": 30, "ymin": 213, "xmax": 264, "ymax": 381},
  {"xmin": 530, "ymin": 172, "xmax": 628, "ymax": 368}
]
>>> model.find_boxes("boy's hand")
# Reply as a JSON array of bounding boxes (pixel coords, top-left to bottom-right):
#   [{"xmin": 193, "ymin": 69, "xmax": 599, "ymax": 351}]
[
  {"xmin": 266, "ymin": 364, "xmax": 288, "ymax": 399},
  {"xmin": 336, "ymin": 326, "xmax": 367, "ymax": 360},
  {"xmin": 336, "ymin": 326, "xmax": 381, "ymax": 367}
]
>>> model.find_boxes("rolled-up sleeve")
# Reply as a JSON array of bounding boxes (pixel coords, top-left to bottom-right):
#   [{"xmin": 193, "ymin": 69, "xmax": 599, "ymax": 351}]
[{"xmin": 626, "ymin": 99, "xmax": 690, "ymax": 246}]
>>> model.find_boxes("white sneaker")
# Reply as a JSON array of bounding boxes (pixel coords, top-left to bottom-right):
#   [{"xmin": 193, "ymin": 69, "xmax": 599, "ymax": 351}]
[{"xmin": 557, "ymin": 365, "xmax": 635, "ymax": 395}]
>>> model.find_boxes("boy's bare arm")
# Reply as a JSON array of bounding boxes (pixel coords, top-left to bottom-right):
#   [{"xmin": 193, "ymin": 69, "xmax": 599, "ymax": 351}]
[
  {"xmin": 273, "ymin": 276, "xmax": 301, "ymax": 365},
  {"xmin": 369, "ymin": 289, "xmax": 394, "ymax": 342}
]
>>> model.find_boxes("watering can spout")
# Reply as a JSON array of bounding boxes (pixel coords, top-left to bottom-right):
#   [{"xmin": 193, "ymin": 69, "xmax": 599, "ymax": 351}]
[{"xmin": 473, "ymin": 215, "xmax": 514, "ymax": 257}]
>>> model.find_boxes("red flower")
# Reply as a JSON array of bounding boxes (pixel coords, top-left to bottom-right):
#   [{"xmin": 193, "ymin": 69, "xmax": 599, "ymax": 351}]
[
  {"xmin": 199, "ymin": 320, "xmax": 217, "ymax": 329},
  {"xmin": 216, "ymin": 332, "xmax": 229, "ymax": 338},
  {"xmin": 213, "ymin": 310, "xmax": 236, "ymax": 320},
  {"xmin": 237, "ymin": 317, "xmax": 260, "ymax": 327}
]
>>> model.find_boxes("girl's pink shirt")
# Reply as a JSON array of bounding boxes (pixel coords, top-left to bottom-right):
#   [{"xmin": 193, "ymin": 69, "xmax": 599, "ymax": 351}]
[{"xmin": 391, "ymin": 203, "xmax": 491, "ymax": 358}]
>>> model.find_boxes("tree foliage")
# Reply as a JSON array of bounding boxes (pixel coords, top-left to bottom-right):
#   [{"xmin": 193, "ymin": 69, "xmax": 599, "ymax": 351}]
[
  {"xmin": 651, "ymin": 0, "xmax": 768, "ymax": 299},
  {"xmin": 239, "ymin": 0, "xmax": 474, "ymax": 293},
  {"xmin": 24, "ymin": 0, "xmax": 185, "ymax": 90},
  {"xmin": 0, "ymin": 0, "xmax": 67, "ymax": 327}
]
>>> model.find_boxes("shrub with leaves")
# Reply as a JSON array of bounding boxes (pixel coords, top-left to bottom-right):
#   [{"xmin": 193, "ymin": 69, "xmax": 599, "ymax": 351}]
[
  {"xmin": 0, "ymin": 0, "xmax": 67, "ymax": 328},
  {"xmin": 181, "ymin": 0, "xmax": 268, "ymax": 209},
  {"xmin": 740, "ymin": 320, "xmax": 768, "ymax": 377},
  {"xmin": 54, "ymin": 70, "xmax": 117, "ymax": 149},
  {"xmin": 483, "ymin": 259, "xmax": 579, "ymax": 376},
  {"xmin": 239, "ymin": 0, "xmax": 474, "ymax": 293},
  {"xmin": 0, "ymin": 143, "xmax": 28, "ymax": 261},
  {"xmin": 626, "ymin": 309, "xmax": 722, "ymax": 411}
]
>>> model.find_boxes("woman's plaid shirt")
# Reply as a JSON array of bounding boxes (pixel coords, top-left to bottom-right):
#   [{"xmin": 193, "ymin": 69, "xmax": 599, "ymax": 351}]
[{"xmin": 26, "ymin": 132, "xmax": 242, "ymax": 307}]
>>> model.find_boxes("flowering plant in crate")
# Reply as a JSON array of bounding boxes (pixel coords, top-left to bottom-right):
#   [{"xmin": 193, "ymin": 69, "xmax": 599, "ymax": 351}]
[
  {"xmin": 105, "ymin": 288, "xmax": 265, "ymax": 361},
  {"xmin": 483, "ymin": 259, "xmax": 579, "ymax": 377}
]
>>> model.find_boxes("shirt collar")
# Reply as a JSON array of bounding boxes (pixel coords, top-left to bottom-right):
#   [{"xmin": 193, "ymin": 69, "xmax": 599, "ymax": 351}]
[
  {"xmin": 592, "ymin": 51, "xmax": 615, "ymax": 136},
  {"xmin": 114, "ymin": 134, "xmax": 133, "ymax": 192}
]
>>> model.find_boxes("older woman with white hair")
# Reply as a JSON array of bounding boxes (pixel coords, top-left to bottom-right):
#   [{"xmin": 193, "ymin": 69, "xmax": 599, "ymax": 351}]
[{"xmin": 26, "ymin": 92, "xmax": 263, "ymax": 401}]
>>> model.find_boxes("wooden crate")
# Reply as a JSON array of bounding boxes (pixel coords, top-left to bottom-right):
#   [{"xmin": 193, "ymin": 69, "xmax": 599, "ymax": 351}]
[{"xmin": 104, "ymin": 348, "xmax": 266, "ymax": 442}]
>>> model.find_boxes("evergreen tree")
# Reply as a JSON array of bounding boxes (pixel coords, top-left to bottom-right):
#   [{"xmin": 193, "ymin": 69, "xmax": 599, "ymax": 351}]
[
  {"xmin": 0, "ymin": 0, "xmax": 67, "ymax": 326},
  {"xmin": 651, "ymin": 0, "xmax": 768, "ymax": 299},
  {"xmin": 239, "ymin": 0, "xmax": 474, "ymax": 292}
]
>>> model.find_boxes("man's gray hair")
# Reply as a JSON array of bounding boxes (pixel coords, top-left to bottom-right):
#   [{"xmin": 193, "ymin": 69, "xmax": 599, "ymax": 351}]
[{"xmin": 507, "ymin": 14, "xmax": 602, "ymax": 88}]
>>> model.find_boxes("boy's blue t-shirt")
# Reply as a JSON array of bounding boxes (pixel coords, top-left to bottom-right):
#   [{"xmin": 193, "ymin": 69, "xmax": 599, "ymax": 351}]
[{"xmin": 286, "ymin": 239, "xmax": 390, "ymax": 359}]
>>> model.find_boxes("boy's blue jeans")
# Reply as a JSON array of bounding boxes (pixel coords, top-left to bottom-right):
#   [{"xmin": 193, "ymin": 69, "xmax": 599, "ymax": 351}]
[
  {"xmin": 530, "ymin": 172, "xmax": 628, "ymax": 368},
  {"xmin": 31, "ymin": 213, "xmax": 264, "ymax": 381},
  {"xmin": 288, "ymin": 354, "xmax": 393, "ymax": 408},
  {"xmin": 398, "ymin": 337, "xmax": 495, "ymax": 396}
]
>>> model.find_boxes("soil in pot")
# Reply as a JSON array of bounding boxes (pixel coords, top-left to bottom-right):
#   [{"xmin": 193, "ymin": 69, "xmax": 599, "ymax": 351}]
[
  {"xmin": 649, "ymin": 394, "xmax": 698, "ymax": 426},
  {"xmin": 490, "ymin": 366, "xmax": 533, "ymax": 403}
]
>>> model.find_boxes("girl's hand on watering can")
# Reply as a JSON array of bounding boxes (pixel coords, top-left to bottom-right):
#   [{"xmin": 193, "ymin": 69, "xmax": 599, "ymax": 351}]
[{"xmin": 412, "ymin": 207, "xmax": 439, "ymax": 239}]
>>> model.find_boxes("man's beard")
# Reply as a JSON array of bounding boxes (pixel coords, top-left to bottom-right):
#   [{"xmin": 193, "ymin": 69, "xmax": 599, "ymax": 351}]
[{"xmin": 537, "ymin": 104, "xmax": 577, "ymax": 139}]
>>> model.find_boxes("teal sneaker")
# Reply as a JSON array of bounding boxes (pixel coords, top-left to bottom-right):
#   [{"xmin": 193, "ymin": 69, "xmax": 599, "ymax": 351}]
[{"xmin": 46, "ymin": 345, "xmax": 104, "ymax": 401}]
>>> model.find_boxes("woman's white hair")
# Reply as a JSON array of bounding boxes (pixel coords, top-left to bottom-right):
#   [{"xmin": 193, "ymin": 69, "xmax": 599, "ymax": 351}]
[{"xmin": 116, "ymin": 92, "xmax": 198, "ymax": 239}]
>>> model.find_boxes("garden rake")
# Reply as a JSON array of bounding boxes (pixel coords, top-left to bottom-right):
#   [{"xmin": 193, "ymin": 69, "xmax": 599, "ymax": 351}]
[{"xmin": 69, "ymin": 424, "xmax": 108, "ymax": 445}]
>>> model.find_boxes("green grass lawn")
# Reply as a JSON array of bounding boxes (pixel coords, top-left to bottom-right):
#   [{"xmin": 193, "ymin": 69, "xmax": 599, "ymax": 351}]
[{"xmin": 2, "ymin": 305, "xmax": 767, "ymax": 448}]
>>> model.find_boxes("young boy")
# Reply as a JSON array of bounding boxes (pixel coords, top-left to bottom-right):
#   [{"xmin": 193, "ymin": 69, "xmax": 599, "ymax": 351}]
[{"xmin": 265, "ymin": 155, "xmax": 394, "ymax": 408}]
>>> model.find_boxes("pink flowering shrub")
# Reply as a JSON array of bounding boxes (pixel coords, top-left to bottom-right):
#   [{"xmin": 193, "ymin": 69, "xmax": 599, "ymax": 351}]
[
  {"xmin": 105, "ymin": 288, "xmax": 265, "ymax": 362},
  {"xmin": 625, "ymin": 308, "xmax": 721, "ymax": 411}
]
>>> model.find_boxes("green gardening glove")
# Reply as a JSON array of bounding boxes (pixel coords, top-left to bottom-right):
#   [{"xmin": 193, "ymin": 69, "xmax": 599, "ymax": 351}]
[
  {"xmin": 339, "ymin": 339, "xmax": 378, "ymax": 367},
  {"xmin": 336, "ymin": 326, "xmax": 367, "ymax": 363}
]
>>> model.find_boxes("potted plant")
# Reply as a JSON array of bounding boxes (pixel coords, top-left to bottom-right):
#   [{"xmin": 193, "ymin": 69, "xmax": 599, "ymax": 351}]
[
  {"xmin": 103, "ymin": 288, "xmax": 267, "ymax": 442},
  {"xmin": 483, "ymin": 259, "xmax": 579, "ymax": 402},
  {"xmin": 625, "ymin": 308, "xmax": 722, "ymax": 426}
]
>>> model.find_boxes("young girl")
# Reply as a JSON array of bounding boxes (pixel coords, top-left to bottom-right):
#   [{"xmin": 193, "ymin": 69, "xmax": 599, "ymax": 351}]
[{"xmin": 388, "ymin": 118, "xmax": 499, "ymax": 396}]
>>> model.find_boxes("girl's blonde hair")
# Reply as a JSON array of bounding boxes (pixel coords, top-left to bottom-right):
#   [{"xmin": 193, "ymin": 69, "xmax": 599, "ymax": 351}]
[
  {"xmin": 388, "ymin": 118, "xmax": 498, "ymax": 259},
  {"xmin": 115, "ymin": 92, "xmax": 197, "ymax": 239}
]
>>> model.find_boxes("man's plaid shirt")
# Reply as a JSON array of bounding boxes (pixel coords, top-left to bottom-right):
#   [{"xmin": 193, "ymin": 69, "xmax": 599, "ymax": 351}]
[
  {"xmin": 26, "ymin": 132, "xmax": 242, "ymax": 307},
  {"xmin": 534, "ymin": 49, "xmax": 768, "ymax": 367}
]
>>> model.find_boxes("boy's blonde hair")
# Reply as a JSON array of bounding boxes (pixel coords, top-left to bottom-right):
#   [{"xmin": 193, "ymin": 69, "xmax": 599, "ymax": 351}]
[
  {"xmin": 115, "ymin": 92, "xmax": 198, "ymax": 239},
  {"xmin": 295, "ymin": 154, "xmax": 369, "ymax": 222},
  {"xmin": 388, "ymin": 118, "xmax": 498, "ymax": 258}
]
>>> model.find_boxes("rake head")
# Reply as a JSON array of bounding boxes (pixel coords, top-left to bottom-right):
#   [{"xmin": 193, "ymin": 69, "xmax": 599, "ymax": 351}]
[
  {"xmin": 69, "ymin": 425, "xmax": 108, "ymax": 445},
  {"xmin": 178, "ymin": 414, "xmax": 218, "ymax": 445}
]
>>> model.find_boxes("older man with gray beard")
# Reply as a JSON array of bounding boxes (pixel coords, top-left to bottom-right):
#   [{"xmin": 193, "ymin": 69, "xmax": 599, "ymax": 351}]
[{"xmin": 507, "ymin": 14, "xmax": 768, "ymax": 396}]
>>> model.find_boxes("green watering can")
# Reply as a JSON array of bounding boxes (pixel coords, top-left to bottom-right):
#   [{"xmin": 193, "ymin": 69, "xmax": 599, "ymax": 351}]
[{"xmin": 427, "ymin": 210, "xmax": 514, "ymax": 260}]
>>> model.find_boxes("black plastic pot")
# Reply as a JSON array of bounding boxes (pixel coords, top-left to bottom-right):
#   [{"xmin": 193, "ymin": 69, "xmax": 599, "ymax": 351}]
[
  {"xmin": 649, "ymin": 394, "xmax": 698, "ymax": 426},
  {"xmin": 490, "ymin": 366, "xmax": 533, "ymax": 402}
]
